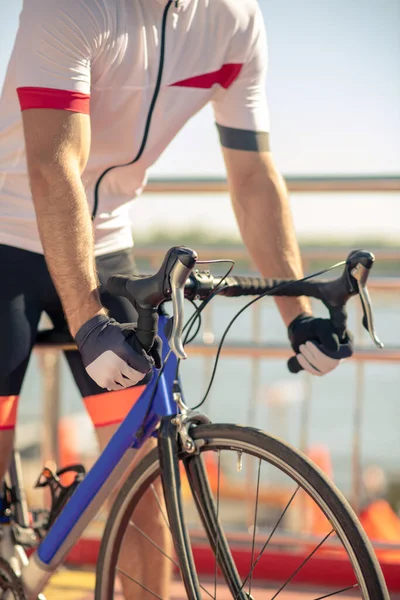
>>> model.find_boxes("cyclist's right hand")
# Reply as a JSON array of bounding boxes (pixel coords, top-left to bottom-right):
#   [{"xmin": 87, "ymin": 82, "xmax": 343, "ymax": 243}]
[
  {"xmin": 75, "ymin": 314, "xmax": 157, "ymax": 391},
  {"xmin": 288, "ymin": 313, "xmax": 353, "ymax": 376}
]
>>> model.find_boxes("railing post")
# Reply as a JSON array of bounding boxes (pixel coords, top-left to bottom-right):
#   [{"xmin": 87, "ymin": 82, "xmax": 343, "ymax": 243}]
[
  {"xmin": 352, "ymin": 361, "xmax": 365, "ymax": 515},
  {"xmin": 38, "ymin": 350, "xmax": 61, "ymax": 471},
  {"xmin": 299, "ymin": 299, "xmax": 314, "ymax": 456},
  {"xmin": 201, "ymin": 302, "xmax": 215, "ymax": 414},
  {"xmin": 351, "ymin": 301, "xmax": 367, "ymax": 514},
  {"xmin": 245, "ymin": 302, "xmax": 262, "ymax": 531},
  {"xmin": 247, "ymin": 301, "xmax": 261, "ymax": 427}
]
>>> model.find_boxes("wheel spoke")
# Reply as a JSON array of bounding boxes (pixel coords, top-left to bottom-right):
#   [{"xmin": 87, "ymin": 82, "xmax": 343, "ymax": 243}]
[
  {"xmin": 117, "ymin": 568, "xmax": 163, "ymax": 599},
  {"xmin": 214, "ymin": 449, "xmax": 221, "ymax": 599},
  {"xmin": 313, "ymin": 584, "xmax": 359, "ymax": 599},
  {"xmin": 270, "ymin": 529, "xmax": 335, "ymax": 599},
  {"xmin": 129, "ymin": 517, "xmax": 215, "ymax": 599},
  {"xmin": 248, "ymin": 458, "xmax": 261, "ymax": 596},
  {"xmin": 99, "ymin": 427, "xmax": 388, "ymax": 600},
  {"xmin": 129, "ymin": 520, "xmax": 178, "ymax": 567},
  {"xmin": 235, "ymin": 485, "xmax": 301, "ymax": 597},
  {"xmin": 150, "ymin": 483, "xmax": 171, "ymax": 532}
]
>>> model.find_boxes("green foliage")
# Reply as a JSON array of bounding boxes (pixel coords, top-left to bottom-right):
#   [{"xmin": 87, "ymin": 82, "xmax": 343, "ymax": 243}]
[
  {"xmin": 133, "ymin": 226, "xmax": 240, "ymax": 247},
  {"xmin": 132, "ymin": 228, "xmax": 399, "ymax": 275},
  {"xmin": 133, "ymin": 226, "xmax": 398, "ymax": 249}
]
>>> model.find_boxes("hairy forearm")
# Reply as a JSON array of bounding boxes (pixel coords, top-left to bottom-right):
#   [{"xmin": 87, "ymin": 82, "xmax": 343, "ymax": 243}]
[
  {"xmin": 230, "ymin": 159, "xmax": 311, "ymax": 326},
  {"xmin": 30, "ymin": 164, "xmax": 105, "ymax": 336}
]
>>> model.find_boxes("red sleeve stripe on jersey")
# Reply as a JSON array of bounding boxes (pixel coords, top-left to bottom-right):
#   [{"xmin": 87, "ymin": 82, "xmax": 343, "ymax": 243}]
[
  {"xmin": 17, "ymin": 87, "xmax": 90, "ymax": 114},
  {"xmin": 170, "ymin": 63, "xmax": 243, "ymax": 90}
]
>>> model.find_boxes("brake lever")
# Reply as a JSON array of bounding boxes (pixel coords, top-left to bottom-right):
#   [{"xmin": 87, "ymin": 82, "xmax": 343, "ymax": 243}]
[
  {"xmin": 168, "ymin": 248, "xmax": 198, "ymax": 359},
  {"xmin": 350, "ymin": 262, "xmax": 384, "ymax": 349},
  {"xmin": 289, "ymin": 250, "xmax": 385, "ymax": 374}
]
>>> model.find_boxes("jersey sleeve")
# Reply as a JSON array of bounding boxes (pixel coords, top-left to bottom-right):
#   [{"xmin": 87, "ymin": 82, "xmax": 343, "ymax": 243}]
[
  {"xmin": 212, "ymin": 4, "xmax": 270, "ymax": 152},
  {"xmin": 14, "ymin": 0, "xmax": 101, "ymax": 114}
]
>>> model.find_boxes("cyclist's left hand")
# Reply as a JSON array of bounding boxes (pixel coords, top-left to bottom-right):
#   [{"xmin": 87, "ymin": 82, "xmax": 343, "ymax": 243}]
[
  {"xmin": 288, "ymin": 314, "xmax": 353, "ymax": 376},
  {"xmin": 119, "ymin": 323, "xmax": 162, "ymax": 370},
  {"xmin": 75, "ymin": 315, "xmax": 162, "ymax": 391}
]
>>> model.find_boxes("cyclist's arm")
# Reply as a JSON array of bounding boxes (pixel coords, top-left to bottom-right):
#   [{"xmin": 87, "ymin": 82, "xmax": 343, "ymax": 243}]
[
  {"xmin": 222, "ymin": 149, "xmax": 310, "ymax": 326},
  {"xmin": 212, "ymin": 5, "xmax": 311, "ymax": 326},
  {"xmin": 22, "ymin": 109, "xmax": 105, "ymax": 335},
  {"xmin": 15, "ymin": 0, "xmax": 105, "ymax": 335}
]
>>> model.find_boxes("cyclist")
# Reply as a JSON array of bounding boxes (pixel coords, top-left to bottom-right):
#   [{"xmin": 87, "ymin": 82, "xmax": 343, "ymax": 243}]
[{"xmin": 0, "ymin": 0, "xmax": 347, "ymax": 597}]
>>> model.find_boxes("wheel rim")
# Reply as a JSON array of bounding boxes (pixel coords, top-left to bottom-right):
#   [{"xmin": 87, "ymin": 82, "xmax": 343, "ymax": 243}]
[{"xmin": 96, "ymin": 426, "xmax": 388, "ymax": 600}]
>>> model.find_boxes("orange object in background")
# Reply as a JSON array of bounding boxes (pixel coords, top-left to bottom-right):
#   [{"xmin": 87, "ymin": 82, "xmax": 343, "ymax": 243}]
[
  {"xmin": 302, "ymin": 445, "xmax": 334, "ymax": 538},
  {"xmin": 288, "ymin": 444, "xmax": 345, "ymax": 557},
  {"xmin": 360, "ymin": 499, "xmax": 400, "ymax": 562},
  {"xmin": 180, "ymin": 452, "xmax": 226, "ymax": 499},
  {"xmin": 201, "ymin": 451, "xmax": 226, "ymax": 492},
  {"xmin": 58, "ymin": 417, "xmax": 80, "ymax": 486},
  {"xmin": 307, "ymin": 444, "xmax": 333, "ymax": 479}
]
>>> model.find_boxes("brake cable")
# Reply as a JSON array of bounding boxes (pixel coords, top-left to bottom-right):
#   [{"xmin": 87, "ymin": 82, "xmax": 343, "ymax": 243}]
[{"xmin": 182, "ymin": 261, "xmax": 346, "ymax": 410}]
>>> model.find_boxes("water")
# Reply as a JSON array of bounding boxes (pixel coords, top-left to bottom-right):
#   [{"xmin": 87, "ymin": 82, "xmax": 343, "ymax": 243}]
[{"xmin": 16, "ymin": 287, "xmax": 400, "ymax": 496}]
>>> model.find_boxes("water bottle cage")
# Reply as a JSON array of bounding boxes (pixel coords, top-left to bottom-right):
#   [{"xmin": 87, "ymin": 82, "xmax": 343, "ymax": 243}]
[{"xmin": 34, "ymin": 464, "xmax": 86, "ymax": 532}]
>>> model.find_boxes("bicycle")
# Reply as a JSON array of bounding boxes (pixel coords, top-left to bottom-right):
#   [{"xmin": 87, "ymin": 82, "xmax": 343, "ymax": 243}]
[{"xmin": 0, "ymin": 246, "xmax": 390, "ymax": 599}]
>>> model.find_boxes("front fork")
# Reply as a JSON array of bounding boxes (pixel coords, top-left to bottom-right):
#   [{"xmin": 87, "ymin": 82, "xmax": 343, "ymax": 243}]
[
  {"xmin": 158, "ymin": 406, "xmax": 249, "ymax": 600},
  {"xmin": 158, "ymin": 416, "xmax": 201, "ymax": 599}
]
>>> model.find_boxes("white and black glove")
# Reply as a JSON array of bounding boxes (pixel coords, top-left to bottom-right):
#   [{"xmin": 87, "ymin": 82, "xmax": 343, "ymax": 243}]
[
  {"xmin": 288, "ymin": 314, "xmax": 353, "ymax": 376},
  {"xmin": 75, "ymin": 315, "xmax": 162, "ymax": 391}
]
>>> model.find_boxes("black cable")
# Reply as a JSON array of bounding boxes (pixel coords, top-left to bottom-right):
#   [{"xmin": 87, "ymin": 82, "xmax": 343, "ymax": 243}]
[
  {"xmin": 138, "ymin": 293, "xmax": 207, "ymax": 439},
  {"xmin": 190, "ymin": 260, "xmax": 346, "ymax": 410},
  {"xmin": 137, "ymin": 257, "xmax": 234, "ymax": 437},
  {"xmin": 174, "ymin": 298, "xmax": 202, "ymax": 381},
  {"xmin": 137, "ymin": 258, "xmax": 345, "ymax": 433},
  {"xmin": 183, "ymin": 299, "xmax": 202, "ymax": 345},
  {"xmin": 91, "ymin": 1, "xmax": 173, "ymax": 219},
  {"xmin": 174, "ymin": 260, "xmax": 235, "ymax": 382},
  {"xmin": 182, "ymin": 259, "xmax": 235, "ymax": 343},
  {"xmin": 137, "ymin": 282, "xmax": 210, "ymax": 434}
]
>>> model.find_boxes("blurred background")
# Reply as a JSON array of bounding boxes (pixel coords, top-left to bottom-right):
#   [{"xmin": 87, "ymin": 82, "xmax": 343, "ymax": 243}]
[{"xmin": 1, "ymin": 0, "xmax": 400, "ymax": 591}]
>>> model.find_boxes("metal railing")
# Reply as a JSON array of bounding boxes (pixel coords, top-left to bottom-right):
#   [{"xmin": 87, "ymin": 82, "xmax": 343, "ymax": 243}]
[
  {"xmin": 132, "ymin": 245, "xmax": 400, "ymax": 273},
  {"xmin": 33, "ymin": 174, "xmax": 400, "ymax": 552},
  {"xmin": 34, "ymin": 265, "xmax": 400, "ymax": 511},
  {"xmin": 33, "ymin": 270, "xmax": 400, "ymax": 561},
  {"xmin": 146, "ymin": 175, "xmax": 400, "ymax": 193}
]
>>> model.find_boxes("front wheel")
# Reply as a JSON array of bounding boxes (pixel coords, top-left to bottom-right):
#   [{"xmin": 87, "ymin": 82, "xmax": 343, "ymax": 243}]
[{"xmin": 95, "ymin": 423, "xmax": 389, "ymax": 599}]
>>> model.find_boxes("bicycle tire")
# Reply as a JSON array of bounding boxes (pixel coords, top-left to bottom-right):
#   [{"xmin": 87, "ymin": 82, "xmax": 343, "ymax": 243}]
[{"xmin": 95, "ymin": 423, "xmax": 389, "ymax": 599}]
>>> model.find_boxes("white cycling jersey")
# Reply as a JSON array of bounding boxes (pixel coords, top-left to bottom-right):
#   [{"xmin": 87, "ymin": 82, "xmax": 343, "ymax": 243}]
[{"xmin": 0, "ymin": 0, "xmax": 270, "ymax": 255}]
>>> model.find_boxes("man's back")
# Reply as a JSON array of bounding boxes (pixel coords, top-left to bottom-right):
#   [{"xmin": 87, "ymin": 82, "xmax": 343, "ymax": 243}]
[{"xmin": 0, "ymin": 0, "xmax": 268, "ymax": 255}]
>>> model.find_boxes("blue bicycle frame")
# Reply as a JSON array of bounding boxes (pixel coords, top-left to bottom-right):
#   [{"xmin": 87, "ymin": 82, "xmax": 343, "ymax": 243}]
[{"xmin": 22, "ymin": 314, "xmax": 181, "ymax": 596}]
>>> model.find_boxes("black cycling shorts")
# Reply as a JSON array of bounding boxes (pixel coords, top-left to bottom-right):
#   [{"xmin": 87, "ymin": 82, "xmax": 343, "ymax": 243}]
[{"xmin": 0, "ymin": 244, "xmax": 139, "ymax": 401}]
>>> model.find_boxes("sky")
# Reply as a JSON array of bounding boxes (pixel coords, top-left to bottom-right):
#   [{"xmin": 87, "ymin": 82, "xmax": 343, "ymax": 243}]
[{"xmin": 1, "ymin": 0, "xmax": 399, "ymax": 239}]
